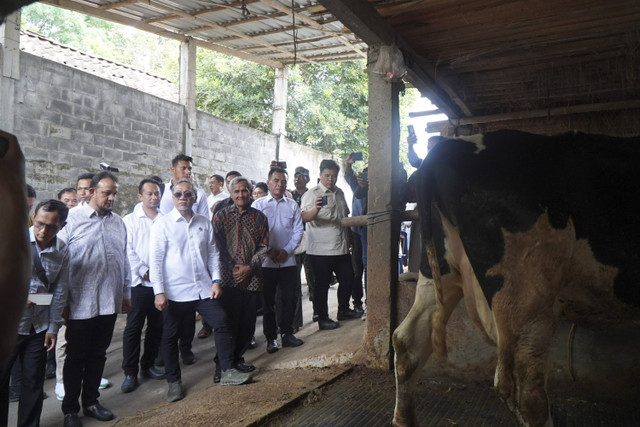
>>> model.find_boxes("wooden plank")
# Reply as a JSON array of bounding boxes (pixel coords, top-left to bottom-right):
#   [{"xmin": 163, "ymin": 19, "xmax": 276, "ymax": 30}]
[{"xmin": 427, "ymin": 100, "xmax": 640, "ymax": 130}]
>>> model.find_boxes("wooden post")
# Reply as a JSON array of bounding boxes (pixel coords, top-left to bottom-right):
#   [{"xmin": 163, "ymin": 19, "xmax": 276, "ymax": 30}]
[
  {"xmin": 364, "ymin": 44, "xmax": 402, "ymax": 370},
  {"xmin": 272, "ymin": 66, "xmax": 288, "ymax": 161},
  {"xmin": 0, "ymin": 11, "xmax": 20, "ymax": 132},
  {"xmin": 179, "ymin": 38, "xmax": 196, "ymax": 156}
]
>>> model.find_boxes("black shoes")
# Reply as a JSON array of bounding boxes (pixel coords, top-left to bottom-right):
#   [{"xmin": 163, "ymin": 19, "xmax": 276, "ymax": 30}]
[
  {"xmin": 64, "ymin": 413, "xmax": 82, "ymax": 427},
  {"xmin": 236, "ymin": 362, "xmax": 255, "ymax": 373},
  {"xmin": 337, "ymin": 308, "xmax": 363, "ymax": 320},
  {"xmin": 182, "ymin": 352, "xmax": 196, "ymax": 365},
  {"xmin": 214, "ymin": 365, "xmax": 221, "ymax": 383},
  {"xmin": 312, "ymin": 312, "xmax": 319, "ymax": 322},
  {"xmin": 141, "ymin": 366, "xmax": 166, "ymax": 380},
  {"xmin": 121, "ymin": 375, "xmax": 138, "ymax": 393},
  {"xmin": 46, "ymin": 362, "xmax": 56, "ymax": 379},
  {"xmin": 247, "ymin": 336, "xmax": 257, "ymax": 349},
  {"xmin": 281, "ymin": 334, "xmax": 304, "ymax": 347},
  {"xmin": 318, "ymin": 318, "xmax": 340, "ymax": 330},
  {"xmin": 266, "ymin": 339, "xmax": 279, "ymax": 354},
  {"xmin": 82, "ymin": 402, "xmax": 114, "ymax": 421}
]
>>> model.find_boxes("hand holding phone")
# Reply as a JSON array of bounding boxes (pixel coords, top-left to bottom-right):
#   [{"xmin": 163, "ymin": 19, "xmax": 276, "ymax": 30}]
[{"xmin": 351, "ymin": 152, "xmax": 363, "ymax": 162}]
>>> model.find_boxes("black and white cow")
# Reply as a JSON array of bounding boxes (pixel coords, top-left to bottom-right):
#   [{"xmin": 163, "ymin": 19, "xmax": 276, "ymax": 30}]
[{"xmin": 392, "ymin": 129, "xmax": 640, "ymax": 426}]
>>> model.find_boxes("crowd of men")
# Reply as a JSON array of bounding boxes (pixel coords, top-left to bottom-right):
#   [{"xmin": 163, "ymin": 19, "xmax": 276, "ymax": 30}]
[{"xmin": 2, "ymin": 153, "xmax": 369, "ymax": 427}]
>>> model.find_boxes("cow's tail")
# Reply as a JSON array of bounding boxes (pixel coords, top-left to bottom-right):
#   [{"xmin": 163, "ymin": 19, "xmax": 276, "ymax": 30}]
[
  {"xmin": 427, "ymin": 231, "xmax": 447, "ymax": 364},
  {"xmin": 418, "ymin": 162, "xmax": 448, "ymax": 365}
]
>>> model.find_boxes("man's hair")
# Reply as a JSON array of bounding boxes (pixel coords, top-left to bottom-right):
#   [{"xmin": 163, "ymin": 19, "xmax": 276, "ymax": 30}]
[
  {"xmin": 209, "ymin": 174, "xmax": 224, "ymax": 184},
  {"xmin": 254, "ymin": 182, "xmax": 268, "ymax": 194},
  {"xmin": 90, "ymin": 171, "xmax": 118, "ymax": 189},
  {"xmin": 319, "ymin": 159, "xmax": 340, "ymax": 174},
  {"xmin": 34, "ymin": 199, "xmax": 69, "ymax": 223},
  {"xmin": 171, "ymin": 154, "xmax": 193, "ymax": 167},
  {"xmin": 57, "ymin": 187, "xmax": 77, "ymax": 200},
  {"xmin": 149, "ymin": 175, "xmax": 165, "ymax": 196},
  {"xmin": 268, "ymin": 167, "xmax": 288, "ymax": 180},
  {"xmin": 226, "ymin": 170, "xmax": 241, "ymax": 180},
  {"xmin": 26, "ymin": 184, "xmax": 36, "ymax": 198},
  {"xmin": 172, "ymin": 178, "xmax": 194, "ymax": 192},
  {"xmin": 138, "ymin": 178, "xmax": 161, "ymax": 194},
  {"xmin": 229, "ymin": 176, "xmax": 251, "ymax": 191},
  {"xmin": 77, "ymin": 173, "xmax": 95, "ymax": 182}
]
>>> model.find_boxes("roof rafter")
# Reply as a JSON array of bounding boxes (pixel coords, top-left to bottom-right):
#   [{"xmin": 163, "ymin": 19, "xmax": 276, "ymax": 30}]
[
  {"xmin": 261, "ymin": 0, "xmax": 366, "ymax": 60},
  {"xmin": 318, "ymin": 0, "xmax": 469, "ymax": 118}
]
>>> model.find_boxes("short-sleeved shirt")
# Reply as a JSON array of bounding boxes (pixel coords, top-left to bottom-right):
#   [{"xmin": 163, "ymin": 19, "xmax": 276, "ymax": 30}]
[{"xmin": 300, "ymin": 183, "xmax": 350, "ymax": 256}]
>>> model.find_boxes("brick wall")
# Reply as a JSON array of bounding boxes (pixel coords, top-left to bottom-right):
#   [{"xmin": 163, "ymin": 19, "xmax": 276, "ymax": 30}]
[{"xmin": 4, "ymin": 51, "xmax": 338, "ymax": 214}]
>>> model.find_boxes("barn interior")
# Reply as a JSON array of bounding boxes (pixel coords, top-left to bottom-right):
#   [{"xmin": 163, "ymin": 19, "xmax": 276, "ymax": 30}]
[{"xmin": 2, "ymin": 0, "xmax": 640, "ymax": 425}]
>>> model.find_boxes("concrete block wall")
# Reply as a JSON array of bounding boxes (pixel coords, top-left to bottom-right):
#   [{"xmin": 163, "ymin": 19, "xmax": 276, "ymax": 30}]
[{"xmin": 3, "ymin": 50, "xmax": 337, "ymax": 215}]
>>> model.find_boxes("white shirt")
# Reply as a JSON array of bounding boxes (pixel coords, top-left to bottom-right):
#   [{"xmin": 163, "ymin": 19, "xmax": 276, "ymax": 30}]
[
  {"xmin": 207, "ymin": 192, "xmax": 229, "ymax": 220},
  {"xmin": 253, "ymin": 195, "xmax": 303, "ymax": 268},
  {"xmin": 159, "ymin": 180, "xmax": 209, "ymax": 218},
  {"xmin": 123, "ymin": 206, "xmax": 162, "ymax": 288},
  {"xmin": 149, "ymin": 208, "xmax": 221, "ymax": 302},
  {"xmin": 301, "ymin": 183, "xmax": 350, "ymax": 256},
  {"xmin": 58, "ymin": 203, "xmax": 130, "ymax": 320}
]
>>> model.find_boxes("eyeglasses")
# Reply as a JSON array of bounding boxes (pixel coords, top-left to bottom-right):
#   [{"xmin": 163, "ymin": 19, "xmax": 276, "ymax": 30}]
[
  {"xmin": 33, "ymin": 220, "xmax": 60, "ymax": 232},
  {"xmin": 172, "ymin": 191, "xmax": 194, "ymax": 199}
]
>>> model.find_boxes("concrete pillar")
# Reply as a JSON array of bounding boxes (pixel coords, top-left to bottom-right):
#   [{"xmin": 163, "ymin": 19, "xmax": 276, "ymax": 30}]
[
  {"xmin": 363, "ymin": 45, "xmax": 403, "ymax": 370},
  {"xmin": 272, "ymin": 66, "xmax": 288, "ymax": 160},
  {"xmin": 0, "ymin": 10, "xmax": 20, "ymax": 132},
  {"xmin": 179, "ymin": 38, "xmax": 197, "ymax": 156}
]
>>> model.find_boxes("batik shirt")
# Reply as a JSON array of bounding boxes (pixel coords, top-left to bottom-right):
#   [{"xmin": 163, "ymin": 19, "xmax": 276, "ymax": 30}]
[{"xmin": 213, "ymin": 204, "xmax": 268, "ymax": 292}]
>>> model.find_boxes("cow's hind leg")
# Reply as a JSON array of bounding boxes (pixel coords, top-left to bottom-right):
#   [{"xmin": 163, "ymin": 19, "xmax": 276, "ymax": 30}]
[{"xmin": 392, "ymin": 272, "xmax": 462, "ymax": 427}]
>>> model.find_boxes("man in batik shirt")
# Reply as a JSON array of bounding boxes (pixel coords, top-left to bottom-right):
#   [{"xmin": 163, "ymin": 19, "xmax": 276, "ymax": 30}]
[{"xmin": 213, "ymin": 176, "xmax": 268, "ymax": 381}]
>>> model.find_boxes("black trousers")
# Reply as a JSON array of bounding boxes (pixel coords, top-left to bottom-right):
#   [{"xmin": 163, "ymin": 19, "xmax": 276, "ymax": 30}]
[
  {"xmin": 307, "ymin": 254, "xmax": 354, "ymax": 319},
  {"xmin": 351, "ymin": 232, "xmax": 365, "ymax": 307},
  {"xmin": 0, "ymin": 330, "xmax": 47, "ymax": 427},
  {"xmin": 262, "ymin": 266, "xmax": 297, "ymax": 339},
  {"xmin": 62, "ymin": 314, "xmax": 117, "ymax": 415},
  {"xmin": 220, "ymin": 287, "xmax": 259, "ymax": 365},
  {"xmin": 121, "ymin": 286, "xmax": 163, "ymax": 376},
  {"xmin": 161, "ymin": 298, "xmax": 233, "ymax": 383}
]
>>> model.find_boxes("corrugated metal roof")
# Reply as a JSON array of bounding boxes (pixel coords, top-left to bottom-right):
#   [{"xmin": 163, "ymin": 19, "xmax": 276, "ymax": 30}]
[{"xmin": 43, "ymin": 0, "xmax": 368, "ymax": 68}]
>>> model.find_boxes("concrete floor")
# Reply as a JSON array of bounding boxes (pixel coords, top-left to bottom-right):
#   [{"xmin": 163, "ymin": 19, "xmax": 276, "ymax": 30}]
[{"xmin": 10, "ymin": 283, "xmax": 366, "ymax": 427}]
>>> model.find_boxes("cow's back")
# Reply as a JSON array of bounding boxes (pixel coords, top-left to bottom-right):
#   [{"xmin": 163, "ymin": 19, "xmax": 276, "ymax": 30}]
[{"xmin": 418, "ymin": 129, "xmax": 640, "ymax": 315}]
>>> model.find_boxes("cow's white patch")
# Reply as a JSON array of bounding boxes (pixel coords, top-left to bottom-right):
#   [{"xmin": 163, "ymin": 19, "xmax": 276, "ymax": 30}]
[{"xmin": 454, "ymin": 134, "xmax": 486, "ymax": 154}]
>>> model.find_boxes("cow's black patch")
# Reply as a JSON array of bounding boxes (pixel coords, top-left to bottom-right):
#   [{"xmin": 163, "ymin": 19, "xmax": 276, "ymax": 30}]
[{"xmin": 418, "ymin": 130, "xmax": 640, "ymax": 308}]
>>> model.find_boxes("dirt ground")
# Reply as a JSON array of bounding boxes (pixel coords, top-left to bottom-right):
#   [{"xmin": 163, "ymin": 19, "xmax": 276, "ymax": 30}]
[{"xmin": 115, "ymin": 365, "xmax": 352, "ymax": 426}]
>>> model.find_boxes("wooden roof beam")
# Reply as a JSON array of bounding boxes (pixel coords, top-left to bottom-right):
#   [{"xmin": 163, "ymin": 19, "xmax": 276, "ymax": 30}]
[
  {"xmin": 427, "ymin": 100, "xmax": 640, "ymax": 132},
  {"xmin": 318, "ymin": 0, "xmax": 469, "ymax": 118},
  {"xmin": 261, "ymin": 0, "xmax": 366, "ymax": 60},
  {"xmin": 133, "ymin": 0, "xmax": 316, "ymax": 64}
]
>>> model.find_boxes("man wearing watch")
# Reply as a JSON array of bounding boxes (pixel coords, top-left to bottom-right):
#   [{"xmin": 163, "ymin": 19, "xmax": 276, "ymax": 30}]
[{"xmin": 150, "ymin": 179, "xmax": 251, "ymax": 404}]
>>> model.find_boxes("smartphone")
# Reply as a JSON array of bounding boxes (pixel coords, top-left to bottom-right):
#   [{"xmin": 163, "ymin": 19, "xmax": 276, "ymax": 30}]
[
  {"xmin": 321, "ymin": 195, "xmax": 328, "ymax": 206},
  {"xmin": 277, "ymin": 161, "xmax": 287, "ymax": 169},
  {"xmin": 407, "ymin": 125, "xmax": 416, "ymax": 138},
  {"xmin": 351, "ymin": 151, "xmax": 363, "ymax": 161}
]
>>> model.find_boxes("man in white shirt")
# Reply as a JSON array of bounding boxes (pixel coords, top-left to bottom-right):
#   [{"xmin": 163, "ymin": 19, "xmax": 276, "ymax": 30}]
[
  {"xmin": 206, "ymin": 174, "xmax": 229, "ymax": 220},
  {"xmin": 253, "ymin": 168, "xmax": 304, "ymax": 353},
  {"xmin": 0, "ymin": 199, "xmax": 68, "ymax": 427},
  {"xmin": 120, "ymin": 178, "xmax": 166, "ymax": 394},
  {"xmin": 58, "ymin": 171, "xmax": 130, "ymax": 426},
  {"xmin": 158, "ymin": 154, "xmax": 208, "ymax": 217},
  {"xmin": 150, "ymin": 179, "xmax": 251, "ymax": 403},
  {"xmin": 301, "ymin": 160, "xmax": 363, "ymax": 331}
]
